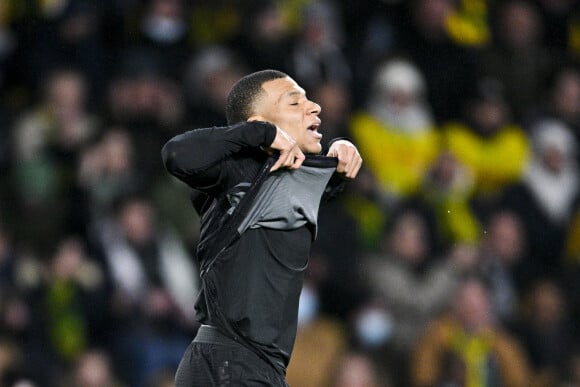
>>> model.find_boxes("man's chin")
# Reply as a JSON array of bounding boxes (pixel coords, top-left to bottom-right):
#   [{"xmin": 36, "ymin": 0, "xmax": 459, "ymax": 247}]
[{"xmin": 303, "ymin": 144, "xmax": 322, "ymax": 155}]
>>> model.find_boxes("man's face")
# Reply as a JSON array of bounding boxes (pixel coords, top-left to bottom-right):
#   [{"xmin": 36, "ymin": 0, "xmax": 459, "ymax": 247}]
[{"xmin": 253, "ymin": 76, "xmax": 323, "ymax": 154}]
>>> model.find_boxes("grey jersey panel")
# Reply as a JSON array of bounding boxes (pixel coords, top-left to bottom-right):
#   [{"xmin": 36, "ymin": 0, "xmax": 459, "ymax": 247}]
[{"xmin": 237, "ymin": 165, "xmax": 336, "ymax": 237}]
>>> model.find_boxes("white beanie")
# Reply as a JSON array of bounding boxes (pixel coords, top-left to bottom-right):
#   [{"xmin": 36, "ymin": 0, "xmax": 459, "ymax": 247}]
[
  {"xmin": 373, "ymin": 59, "xmax": 426, "ymax": 96},
  {"xmin": 531, "ymin": 119, "xmax": 576, "ymax": 159}
]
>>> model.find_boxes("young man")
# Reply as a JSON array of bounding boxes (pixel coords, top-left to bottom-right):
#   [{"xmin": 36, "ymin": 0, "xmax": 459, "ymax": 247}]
[{"xmin": 162, "ymin": 69, "xmax": 361, "ymax": 386}]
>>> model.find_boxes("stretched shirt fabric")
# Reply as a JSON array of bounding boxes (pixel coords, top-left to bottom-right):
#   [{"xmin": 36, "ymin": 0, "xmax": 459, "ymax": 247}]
[
  {"xmin": 161, "ymin": 121, "xmax": 340, "ymax": 375},
  {"xmin": 238, "ymin": 164, "xmax": 335, "ymax": 236}
]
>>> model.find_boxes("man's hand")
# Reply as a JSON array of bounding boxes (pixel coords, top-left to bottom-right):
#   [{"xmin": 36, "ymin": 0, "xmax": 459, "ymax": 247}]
[
  {"xmin": 267, "ymin": 127, "xmax": 306, "ymax": 172},
  {"xmin": 327, "ymin": 140, "xmax": 362, "ymax": 179}
]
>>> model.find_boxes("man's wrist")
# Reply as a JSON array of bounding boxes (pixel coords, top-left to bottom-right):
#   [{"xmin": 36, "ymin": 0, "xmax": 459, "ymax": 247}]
[{"xmin": 249, "ymin": 121, "xmax": 278, "ymax": 146}]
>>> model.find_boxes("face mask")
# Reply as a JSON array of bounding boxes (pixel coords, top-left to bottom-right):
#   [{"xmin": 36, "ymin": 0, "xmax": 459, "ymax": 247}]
[
  {"xmin": 355, "ymin": 307, "xmax": 393, "ymax": 348},
  {"xmin": 297, "ymin": 284, "xmax": 319, "ymax": 327},
  {"xmin": 143, "ymin": 16, "xmax": 186, "ymax": 44}
]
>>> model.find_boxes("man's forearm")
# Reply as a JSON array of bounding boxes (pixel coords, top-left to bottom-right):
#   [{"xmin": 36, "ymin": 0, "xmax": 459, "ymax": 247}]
[{"xmin": 161, "ymin": 121, "xmax": 277, "ymax": 189}]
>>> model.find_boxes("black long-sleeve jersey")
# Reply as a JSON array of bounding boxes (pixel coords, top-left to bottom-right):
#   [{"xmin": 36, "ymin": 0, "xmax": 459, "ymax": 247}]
[{"xmin": 162, "ymin": 121, "xmax": 342, "ymax": 374}]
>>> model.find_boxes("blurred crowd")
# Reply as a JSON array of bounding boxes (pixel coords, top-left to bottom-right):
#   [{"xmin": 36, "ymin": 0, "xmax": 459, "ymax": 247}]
[{"xmin": 0, "ymin": 0, "xmax": 579, "ymax": 386}]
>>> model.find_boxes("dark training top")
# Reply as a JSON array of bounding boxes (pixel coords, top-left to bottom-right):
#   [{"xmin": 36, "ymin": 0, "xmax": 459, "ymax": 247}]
[{"xmin": 161, "ymin": 121, "xmax": 342, "ymax": 374}]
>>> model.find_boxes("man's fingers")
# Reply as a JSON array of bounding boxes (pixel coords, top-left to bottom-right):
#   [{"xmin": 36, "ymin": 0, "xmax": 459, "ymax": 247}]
[
  {"xmin": 343, "ymin": 150, "xmax": 362, "ymax": 178},
  {"xmin": 330, "ymin": 143, "xmax": 362, "ymax": 179},
  {"xmin": 334, "ymin": 148, "xmax": 353, "ymax": 172},
  {"xmin": 270, "ymin": 157, "xmax": 285, "ymax": 172},
  {"xmin": 270, "ymin": 147, "xmax": 304, "ymax": 172},
  {"xmin": 269, "ymin": 126, "xmax": 306, "ymax": 172},
  {"xmin": 345, "ymin": 156, "xmax": 363, "ymax": 179},
  {"xmin": 270, "ymin": 150, "xmax": 293, "ymax": 171},
  {"xmin": 291, "ymin": 150, "xmax": 305, "ymax": 169},
  {"xmin": 336, "ymin": 158, "xmax": 348, "ymax": 173}
]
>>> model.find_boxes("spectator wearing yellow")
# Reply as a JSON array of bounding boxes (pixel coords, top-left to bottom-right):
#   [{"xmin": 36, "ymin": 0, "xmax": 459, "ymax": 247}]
[
  {"xmin": 351, "ymin": 58, "xmax": 439, "ymax": 202},
  {"xmin": 411, "ymin": 276, "xmax": 532, "ymax": 387},
  {"xmin": 441, "ymin": 78, "xmax": 530, "ymax": 196}
]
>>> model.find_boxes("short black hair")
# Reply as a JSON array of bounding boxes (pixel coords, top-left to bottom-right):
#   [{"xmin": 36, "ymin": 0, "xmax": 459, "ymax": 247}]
[{"xmin": 225, "ymin": 69, "xmax": 288, "ymax": 124}]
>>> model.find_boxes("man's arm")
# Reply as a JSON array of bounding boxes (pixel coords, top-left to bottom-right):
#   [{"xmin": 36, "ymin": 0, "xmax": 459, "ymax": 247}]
[{"xmin": 161, "ymin": 121, "xmax": 277, "ymax": 190}]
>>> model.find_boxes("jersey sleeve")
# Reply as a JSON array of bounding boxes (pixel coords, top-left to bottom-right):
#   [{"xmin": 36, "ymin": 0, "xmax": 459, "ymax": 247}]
[{"xmin": 161, "ymin": 121, "xmax": 277, "ymax": 191}]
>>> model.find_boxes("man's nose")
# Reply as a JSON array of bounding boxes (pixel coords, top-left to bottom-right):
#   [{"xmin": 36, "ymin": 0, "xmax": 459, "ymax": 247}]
[{"xmin": 308, "ymin": 101, "xmax": 321, "ymax": 115}]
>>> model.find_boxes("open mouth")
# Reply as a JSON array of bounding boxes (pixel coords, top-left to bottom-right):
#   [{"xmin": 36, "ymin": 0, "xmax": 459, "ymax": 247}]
[{"xmin": 307, "ymin": 123, "xmax": 322, "ymax": 139}]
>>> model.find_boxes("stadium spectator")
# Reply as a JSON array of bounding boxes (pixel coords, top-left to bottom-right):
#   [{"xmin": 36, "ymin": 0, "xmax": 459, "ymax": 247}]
[
  {"xmin": 396, "ymin": 0, "xmax": 480, "ymax": 123},
  {"xmin": 287, "ymin": 1, "xmax": 351, "ymax": 90},
  {"xmin": 91, "ymin": 194, "xmax": 198, "ymax": 387},
  {"xmin": 481, "ymin": 1, "xmax": 554, "ymax": 120},
  {"xmin": 501, "ymin": 119, "xmax": 579, "ymax": 283},
  {"xmin": 411, "ymin": 276, "xmax": 532, "ymax": 387},
  {"xmin": 441, "ymin": 77, "xmax": 530, "ymax": 215},
  {"xmin": 421, "ymin": 150, "xmax": 480, "ymax": 248},
  {"xmin": 476, "ymin": 209, "xmax": 527, "ymax": 323},
  {"xmin": 359, "ymin": 202, "xmax": 476, "ymax": 385},
  {"xmin": 350, "ymin": 58, "xmax": 439, "ymax": 205},
  {"xmin": 514, "ymin": 279, "xmax": 574, "ymax": 387},
  {"xmin": 11, "ymin": 67, "xmax": 98, "ymax": 251}
]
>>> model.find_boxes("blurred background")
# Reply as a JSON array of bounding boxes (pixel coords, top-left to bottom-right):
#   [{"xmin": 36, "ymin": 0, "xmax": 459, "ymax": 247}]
[{"xmin": 0, "ymin": 0, "xmax": 579, "ymax": 386}]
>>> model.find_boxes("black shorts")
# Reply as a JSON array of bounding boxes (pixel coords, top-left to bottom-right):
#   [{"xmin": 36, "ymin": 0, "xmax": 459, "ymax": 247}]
[{"xmin": 175, "ymin": 326, "xmax": 288, "ymax": 387}]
